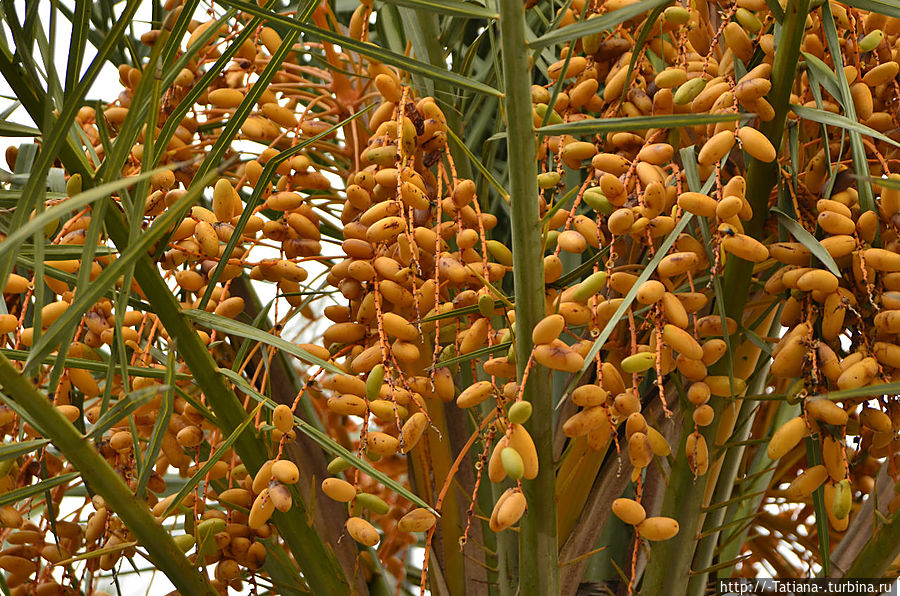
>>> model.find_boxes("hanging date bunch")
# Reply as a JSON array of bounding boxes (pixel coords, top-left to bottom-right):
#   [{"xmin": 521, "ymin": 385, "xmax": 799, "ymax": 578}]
[
  {"xmin": 2, "ymin": 0, "xmax": 900, "ymax": 594},
  {"xmin": 0, "ymin": 1, "xmax": 439, "ymax": 593},
  {"xmin": 502, "ymin": 0, "xmax": 900, "ymax": 585}
]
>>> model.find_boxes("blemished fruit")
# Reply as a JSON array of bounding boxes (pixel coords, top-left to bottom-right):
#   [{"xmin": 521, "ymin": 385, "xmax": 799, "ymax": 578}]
[
  {"xmin": 272, "ymin": 404, "xmax": 294, "ymax": 433},
  {"xmin": 398, "ymin": 508, "xmax": 437, "ymax": 533},
  {"xmin": 272, "ymin": 460, "xmax": 300, "ymax": 484},
  {"xmin": 346, "ymin": 517, "xmax": 380, "ymax": 546}
]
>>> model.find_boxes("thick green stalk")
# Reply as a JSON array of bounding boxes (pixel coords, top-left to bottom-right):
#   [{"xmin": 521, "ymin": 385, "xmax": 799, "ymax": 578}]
[
  {"xmin": 229, "ymin": 278, "xmax": 369, "ymax": 594},
  {"xmin": 642, "ymin": 0, "xmax": 809, "ymax": 591},
  {"xmin": 843, "ymin": 512, "xmax": 900, "ymax": 578},
  {"xmin": 8, "ymin": 73, "xmax": 353, "ymax": 594},
  {"xmin": 687, "ymin": 399, "xmax": 756, "ymax": 595},
  {"xmin": 829, "ymin": 464, "xmax": 898, "ymax": 577},
  {"xmin": 640, "ymin": 411, "xmax": 707, "ymax": 594},
  {"xmin": 124, "ymin": 256, "xmax": 353, "ymax": 596},
  {"xmin": 9, "ymin": 5, "xmax": 382, "ymax": 593},
  {"xmin": 491, "ymin": 479, "xmax": 519, "ymax": 596},
  {"xmin": 497, "ymin": 0, "xmax": 557, "ymax": 593},
  {"xmin": 0, "ymin": 355, "xmax": 214, "ymax": 595},
  {"xmin": 689, "ymin": 312, "xmax": 780, "ymax": 594},
  {"xmin": 716, "ymin": 402, "xmax": 798, "ymax": 574}
]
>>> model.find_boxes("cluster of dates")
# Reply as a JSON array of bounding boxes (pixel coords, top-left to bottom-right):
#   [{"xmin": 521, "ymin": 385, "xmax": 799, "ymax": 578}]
[{"xmin": 2, "ymin": 0, "xmax": 900, "ymax": 591}]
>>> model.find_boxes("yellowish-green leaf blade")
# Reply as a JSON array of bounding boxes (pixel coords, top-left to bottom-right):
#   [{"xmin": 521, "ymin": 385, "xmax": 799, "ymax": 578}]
[
  {"xmin": 535, "ymin": 113, "xmax": 741, "ymax": 136},
  {"xmin": 842, "ymin": 0, "xmax": 900, "ymax": 18},
  {"xmin": 0, "ymin": 438, "xmax": 51, "ymax": 462},
  {"xmin": 0, "ymin": 119, "xmax": 40, "ymax": 136},
  {"xmin": 185, "ymin": 309, "xmax": 345, "ymax": 376},
  {"xmin": 219, "ymin": 0, "xmax": 503, "ymax": 98},
  {"xmin": 771, "ymin": 207, "xmax": 841, "ymax": 277},
  {"xmin": 529, "ymin": 0, "xmax": 669, "ymax": 49},
  {"xmin": 379, "ymin": 0, "xmax": 497, "ymax": 19},
  {"xmin": 791, "ymin": 104, "xmax": 900, "ymax": 149},
  {"xmin": 0, "ymin": 473, "xmax": 81, "ymax": 508}
]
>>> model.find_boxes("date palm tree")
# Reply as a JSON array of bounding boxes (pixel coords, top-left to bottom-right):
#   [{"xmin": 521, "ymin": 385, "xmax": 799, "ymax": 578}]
[{"xmin": 0, "ymin": 0, "xmax": 899, "ymax": 595}]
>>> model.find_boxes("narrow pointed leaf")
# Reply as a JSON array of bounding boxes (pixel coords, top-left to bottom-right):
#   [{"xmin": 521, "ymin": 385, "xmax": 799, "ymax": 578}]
[
  {"xmin": 529, "ymin": 0, "xmax": 669, "ymax": 48},
  {"xmin": 0, "ymin": 120, "xmax": 40, "ymax": 136},
  {"xmin": 771, "ymin": 207, "xmax": 841, "ymax": 276},
  {"xmin": 380, "ymin": 0, "xmax": 497, "ymax": 19},
  {"xmin": 219, "ymin": 0, "xmax": 503, "ymax": 98},
  {"xmin": 534, "ymin": 113, "xmax": 741, "ymax": 136},
  {"xmin": 419, "ymin": 301, "xmax": 510, "ymax": 322},
  {"xmin": 185, "ymin": 309, "xmax": 345, "ymax": 376},
  {"xmin": 802, "ymin": 53, "xmax": 844, "ymax": 105},
  {"xmin": 869, "ymin": 175, "xmax": 900, "ymax": 191},
  {"xmin": 842, "ymin": 0, "xmax": 900, "ymax": 17},
  {"xmin": 0, "ymin": 438, "xmax": 51, "ymax": 461},
  {"xmin": 0, "ymin": 349, "xmax": 186, "ymax": 380},
  {"xmin": 817, "ymin": 381, "xmax": 900, "ymax": 402},
  {"xmin": 0, "ymin": 472, "xmax": 81, "ymax": 508},
  {"xmin": 53, "ymin": 540, "xmax": 139, "ymax": 567},
  {"xmin": 550, "ymin": 249, "xmax": 609, "ymax": 289},
  {"xmin": 219, "ymin": 368, "xmax": 438, "ymax": 515},
  {"xmin": 427, "ymin": 341, "xmax": 513, "ymax": 370},
  {"xmin": 791, "ymin": 104, "xmax": 900, "ymax": 149}
]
